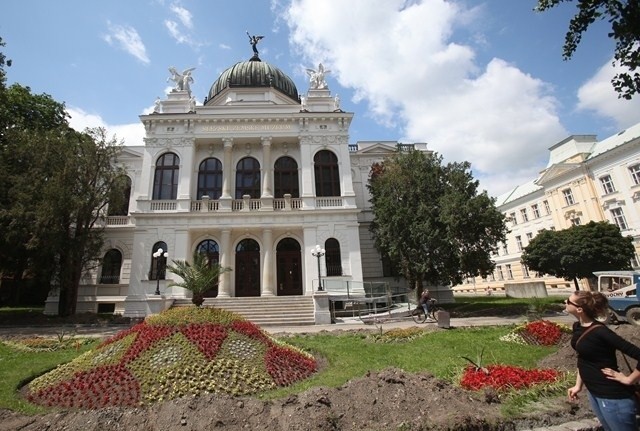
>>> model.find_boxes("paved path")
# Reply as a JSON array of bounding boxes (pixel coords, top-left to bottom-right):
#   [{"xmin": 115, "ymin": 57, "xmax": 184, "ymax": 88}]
[{"xmin": 0, "ymin": 313, "xmax": 577, "ymax": 338}]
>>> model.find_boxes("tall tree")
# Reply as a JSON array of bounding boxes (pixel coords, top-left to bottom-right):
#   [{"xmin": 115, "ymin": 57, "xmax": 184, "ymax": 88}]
[
  {"xmin": 367, "ymin": 150, "xmax": 507, "ymax": 293},
  {"xmin": 535, "ymin": 0, "xmax": 640, "ymax": 99},
  {"xmin": 522, "ymin": 221, "xmax": 635, "ymax": 289}
]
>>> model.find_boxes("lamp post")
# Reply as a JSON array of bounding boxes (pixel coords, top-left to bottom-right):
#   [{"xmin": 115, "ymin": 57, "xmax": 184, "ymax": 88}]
[
  {"xmin": 153, "ymin": 248, "xmax": 169, "ymax": 295},
  {"xmin": 311, "ymin": 244, "xmax": 326, "ymax": 291}
]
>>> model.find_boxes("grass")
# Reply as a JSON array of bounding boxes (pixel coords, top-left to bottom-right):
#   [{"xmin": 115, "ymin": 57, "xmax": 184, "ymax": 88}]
[
  {"xmin": 439, "ymin": 296, "xmax": 565, "ymax": 316},
  {"xmin": 0, "ymin": 339, "xmax": 99, "ymax": 414},
  {"xmin": 0, "ymin": 297, "xmax": 571, "ymax": 416},
  {"xmin": 265, "ymin": 326, "xmax": 560, "ymax": 399}
]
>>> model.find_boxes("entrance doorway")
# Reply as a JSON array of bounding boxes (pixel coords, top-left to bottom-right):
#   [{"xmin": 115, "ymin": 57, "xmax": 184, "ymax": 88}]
[
  {"xmin": 235, "ymin": 239, "xmax": 260, "ymax": 297},
  {"xmin": 276, "ymin": 238, "xmax": 302, "ymax": 295}
]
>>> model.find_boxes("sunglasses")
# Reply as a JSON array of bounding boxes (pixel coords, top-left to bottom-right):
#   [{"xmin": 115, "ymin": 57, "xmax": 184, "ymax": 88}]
[{"xmin": 564, "ymin": 298, "xmax": 579, "ymax": 307}]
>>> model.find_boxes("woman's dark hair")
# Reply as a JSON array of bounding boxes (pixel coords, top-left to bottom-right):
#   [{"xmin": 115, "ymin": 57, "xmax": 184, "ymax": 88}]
[{"xmin": 573, "ymin": 290, "xmax": 609, "ymax": 319}]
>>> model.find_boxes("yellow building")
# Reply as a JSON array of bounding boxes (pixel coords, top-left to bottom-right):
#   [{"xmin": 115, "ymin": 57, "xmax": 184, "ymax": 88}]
[{"xmin": 455, "ymin": 122, "xmax": 640, "ymax": 293}]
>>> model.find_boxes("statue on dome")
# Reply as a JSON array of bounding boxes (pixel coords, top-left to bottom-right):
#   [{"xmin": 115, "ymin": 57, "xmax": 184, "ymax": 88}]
[
  {"xmin": 306, "ymin": 63, "xmax": 330, "ymax": 90},
  {"xmin": 167, "ymin": 66, "xmax": 196, "ymax": 94},
  {"xmin": 247, "ymin": 31, "xmax": 264, "ymax": 57}
]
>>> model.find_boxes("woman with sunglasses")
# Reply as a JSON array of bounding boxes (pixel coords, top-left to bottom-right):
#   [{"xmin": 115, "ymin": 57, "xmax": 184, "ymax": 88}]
[{"xmin": 565, "ymin": 291, "xmax": 640, "ymax": 431}]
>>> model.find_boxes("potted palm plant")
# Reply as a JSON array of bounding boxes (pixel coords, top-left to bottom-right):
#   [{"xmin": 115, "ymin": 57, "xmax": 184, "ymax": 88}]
[{"xmin": 167, "ymin": 252, "xmax": 232, "ymax": 306}]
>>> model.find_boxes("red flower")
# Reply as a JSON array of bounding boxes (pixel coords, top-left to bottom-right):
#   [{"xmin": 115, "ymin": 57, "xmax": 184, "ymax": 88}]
[
  {"xmin": 523, "ymin": 320, "xmax": 563, "ymax": 346},
  {"xmin": 265, "ymin": 345, "xmax": 317, "ymax": 386},
  {"xmin": 460, "ymin": 364, "xmax": 559, "ymax": 391},
  {"xmin": 181, "ymin": 323, "xmax": 228, "ymax": 360}
]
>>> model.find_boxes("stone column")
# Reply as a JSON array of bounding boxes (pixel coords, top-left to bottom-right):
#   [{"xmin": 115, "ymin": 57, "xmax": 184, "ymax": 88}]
[
  {"xmin": 261, "ymin": 137, "xmax": 273, "ymax": 198},
  {"xmin": 217, "ymin": 229, "xmax": 232, "ymax": 297},
  {"xmin": 261, "ymin": 229, "xmax": 275, "ymax": 296},
  {"xmin": 221, "ymin": 138, "xmax": 233, "ymax": 199}
]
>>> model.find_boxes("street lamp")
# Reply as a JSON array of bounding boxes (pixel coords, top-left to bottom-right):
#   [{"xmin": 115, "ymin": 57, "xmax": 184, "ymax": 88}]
[
  {"xmin": 311, "ymin": 244, "xmax": 326, "ymax": 291},
  {"xmin": 153, "ymin": 248, "xmax": 169, "ymax": 295}
]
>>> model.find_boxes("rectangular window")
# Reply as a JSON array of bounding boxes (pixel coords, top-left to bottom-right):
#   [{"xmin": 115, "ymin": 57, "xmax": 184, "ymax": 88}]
[
  {"xmin": 521, "ymin": 264, "xmax": 530, "ymax": 278},
  {"xmin": 562, "ymin": 189, "xmax": 575, "ymax": 206},
  {"xmin": 629, "ymin": 164, "xmax": 640, "ymax": 185},
  {"xmin": 509, "ymin": 212, "xmax": 517, "ymax": 225},
  {"xmin": 631, "ymin": 254, "xmax": 639, "ymax": 269},
  {"xmin": 610, "ymin": 207, "xmax": 628, "ymax": 230},
  {"xmin": 600, "ymin": 174, "xmax": 616, "ymax": 194},
  {"xmin": 515, "ymin": 235, "xmax": 523, "ymax": 252},
  {"xmin": 502, "ymin": 242, "xmax": 508, "ymax": 255},
  {"xmin": 531, "ymin": 204, "xmax": 540, "ymax": 218},
  {"xmin": 543, "ymin": 200, "xmax": 551, "ymax": 215},
  {"xmin": 520, "ymin": 208, "xmax": 528, "ymax": 222},
  {"xmin": 489, "ymin": 273, "xmax": 495, "ymax": 282},
  {"xmin": 496, "ymin": 265, "xmax": 504, "ymax": 280},
  {"xmin": 506, "ymin": 264, "xmax": 513, "ymax": 279},
  {"xmin": 526, "ymin": 232, "xmax": 533, "ymax": 242}
]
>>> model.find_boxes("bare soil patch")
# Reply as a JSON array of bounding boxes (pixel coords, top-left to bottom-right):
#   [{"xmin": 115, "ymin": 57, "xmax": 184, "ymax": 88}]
[{"xmin": 3, "ymin": 324, "xmax": 638, "ymax": 430}]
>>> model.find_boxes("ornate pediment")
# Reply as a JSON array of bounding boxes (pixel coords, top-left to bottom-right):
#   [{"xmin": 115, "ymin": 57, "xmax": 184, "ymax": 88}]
[{"xmin": 536, "ymin": 163, "xmax": 582, "ymax": 186}]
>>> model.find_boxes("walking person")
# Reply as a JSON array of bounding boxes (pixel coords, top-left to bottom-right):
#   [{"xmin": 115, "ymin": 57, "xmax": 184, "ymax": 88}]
[{"xmin": 565, "ymin": 290, "xmax": 640, "ymax": 431}]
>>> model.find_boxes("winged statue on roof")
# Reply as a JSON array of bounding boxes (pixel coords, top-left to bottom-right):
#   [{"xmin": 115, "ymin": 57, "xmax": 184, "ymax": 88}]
[
  {"xmin": 306, "ymin": 63, "xmax": 330, "ymax": 90},
  {"xmin": 247, "ymin": 31, "xmax": 264, "ymax": 57},
  {"xmin": 167, "ymin": 66, "xmax": 196, "ymax": 93}
]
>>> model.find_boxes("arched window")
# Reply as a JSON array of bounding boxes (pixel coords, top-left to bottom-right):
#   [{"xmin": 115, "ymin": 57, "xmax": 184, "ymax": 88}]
[
  {"xmin": 197, "ymin": 158, "xmax": 223, "ymax": 199},
  {"xmin": 149, "ymin": 241, "xmax": 168, "ymax": 280},
  {"xmin": 274, "ymin": 156, "xmax": 299, "ymax": 198},
  {"xmin": 152, "ymin": 153, "xmax": 180, "ymax": 200},
  {"xmin": 235, "ymin": 157, "xmax": 260, "ymax": 199},
  {"xmin": 107, "ymin": 176, "xmax": 131, "ymax": 216},
  {"xmin": 100, "ymin": 249, "xmax": 122, "ymax": 284},
  {"xmin": 325, "ymin": 238, "xmax": 343, "ymax": 276},
  {"xmin": 196, "ymin": 239, "xmax": 219, "ymax": 265},
  {"xmin": 314, "ymin": 150, "xmax": 340, "ymax": 197}
]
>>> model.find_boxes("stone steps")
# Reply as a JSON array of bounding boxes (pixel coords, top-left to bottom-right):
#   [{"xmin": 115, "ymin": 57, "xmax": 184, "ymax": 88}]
[{"xmin": 172, "ymin": 296, "xmax": 315, "ymax": 326}]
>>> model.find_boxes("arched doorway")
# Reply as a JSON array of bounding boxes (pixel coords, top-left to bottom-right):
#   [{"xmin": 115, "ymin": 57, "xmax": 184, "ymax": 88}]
[
  {"xmin": 235, "ymin": 239, "xmax": 260, "ymax": 297},
  {"xmin": 276, "ymin": 238, "xmax": 302, "ymax": 295}
]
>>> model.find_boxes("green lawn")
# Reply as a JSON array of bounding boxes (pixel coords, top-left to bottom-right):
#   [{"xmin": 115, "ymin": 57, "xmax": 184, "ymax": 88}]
[
  {"xmin": 265, "ymin": 326, "xmax": 561, "ymax": 397},
  {"xmin": 0, "ymin": 340, "xmax": 99, "ymax": 414},
  {"xmin": 0, "ymin": 298, "xmax": 570, "ymax": 415}
]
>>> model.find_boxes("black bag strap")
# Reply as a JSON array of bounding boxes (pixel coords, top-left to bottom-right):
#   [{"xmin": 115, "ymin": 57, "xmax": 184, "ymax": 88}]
[{"xmin": 576, "ymin": 323, "xmax": 601, "ymax": 347}]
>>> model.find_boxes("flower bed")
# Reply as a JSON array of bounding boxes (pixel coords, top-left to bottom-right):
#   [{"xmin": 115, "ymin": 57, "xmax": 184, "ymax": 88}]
[
  {"xmin": 499, "ymin": 320, "xmax": 571, "ymax": 346},
  {"xmin": 26, "ymin": 307, "xmax": 317, "ymax": 409},
  {"xmin": 460, "ymin": 364, "xmax": 560, "ymax": 391}
]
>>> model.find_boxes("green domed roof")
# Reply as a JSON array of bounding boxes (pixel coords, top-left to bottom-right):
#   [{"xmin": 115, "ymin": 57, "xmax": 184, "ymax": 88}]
[{"xmin": 206, "ymin": 59, "xmax": 299, "ymax": 104}]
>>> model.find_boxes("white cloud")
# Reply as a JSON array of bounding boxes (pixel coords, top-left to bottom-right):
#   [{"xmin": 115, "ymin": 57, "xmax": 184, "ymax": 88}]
[
  {"xmin": 577, "ymin": 60, "xmax": 640, "ymax": 130},
  {"xmin": 282, "ymin": 0, "xmax": 567, "ymax": 196},
  {"xmin": 170, "ymin": 3, "xmax": 193, "ymax": 29},
  {"xmin": 103, "ymin": 22, "xmax": 150, "ymax": 64},
  {"xmin": 165, "ymin": 3, "xmax": 201, "ymax": 47},
  {"xmin": 67, "ymin": 107, "xmax": 146, "ymax": 147}
]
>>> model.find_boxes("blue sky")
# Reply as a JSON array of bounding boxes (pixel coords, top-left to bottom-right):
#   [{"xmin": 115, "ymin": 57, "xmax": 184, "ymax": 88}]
[{"xmin": 2, "ymin": 0, "xmax": 639, "ymax": 196}]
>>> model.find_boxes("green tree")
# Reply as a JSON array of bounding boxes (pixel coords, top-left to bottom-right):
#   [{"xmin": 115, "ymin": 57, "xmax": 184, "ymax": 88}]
[
  {"xmin": 367, "ymin": 150, "xmax": 507, "ymax": 293},
  {"xmin": 535, "ymin": 0, "xmax": 640, "ymax": 99},
  {"xmin": 167, "ymin": 251, "xmax": 232, "ymax": 307},
  {"xmin": 0, "ymin": 40, "xmax": 127, "ymax": 314},
  {"xmin": 522, "ymin": 221, "xmax": 635, "ymax": 289}
]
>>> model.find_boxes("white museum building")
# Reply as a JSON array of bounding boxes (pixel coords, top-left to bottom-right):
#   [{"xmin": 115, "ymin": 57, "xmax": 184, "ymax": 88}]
[{"xmin": 44, "ymin": 49, "xmax": 425, "ymax": 321}]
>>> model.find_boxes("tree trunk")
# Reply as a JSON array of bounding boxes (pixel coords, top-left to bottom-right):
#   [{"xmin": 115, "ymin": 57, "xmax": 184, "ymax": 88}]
[
  {"xmin": 573, "ymin": 277, "xmax": 580, "ymax": 291},
  {"xmin": 192, "ymin": 293, "xmax": 205, "ymax": 307}
]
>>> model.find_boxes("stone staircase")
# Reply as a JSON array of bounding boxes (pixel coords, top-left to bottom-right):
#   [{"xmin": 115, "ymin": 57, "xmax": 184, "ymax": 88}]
[{"xmin": 172, "ymin": 296, "xmax": 316, "ymax": 326}]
